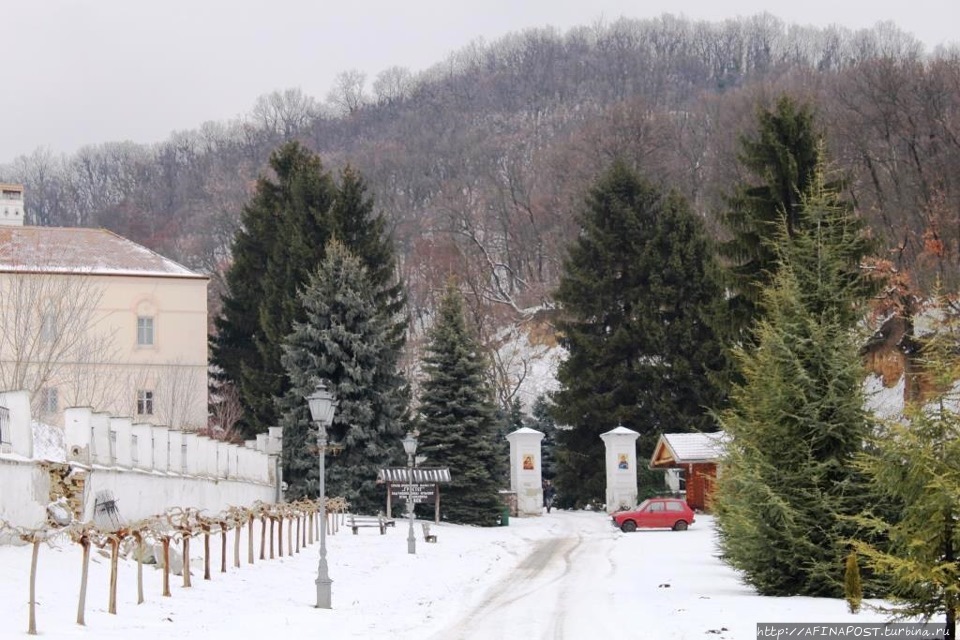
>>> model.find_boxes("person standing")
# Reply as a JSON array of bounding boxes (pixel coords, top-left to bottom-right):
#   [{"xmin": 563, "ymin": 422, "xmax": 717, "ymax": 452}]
[{"xmin": 543, "ymin": 481, "xmax": 557, "ymax": 513}]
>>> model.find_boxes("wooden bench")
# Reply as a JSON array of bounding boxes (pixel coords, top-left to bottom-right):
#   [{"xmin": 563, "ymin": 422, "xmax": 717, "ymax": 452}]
[
  {"xmin": 348, "ymin": 514, "xmax": 388, "ymax": 534},
  {"xmin": 421, "ymin": 522, "xmax": 437, "ymax": 543}
]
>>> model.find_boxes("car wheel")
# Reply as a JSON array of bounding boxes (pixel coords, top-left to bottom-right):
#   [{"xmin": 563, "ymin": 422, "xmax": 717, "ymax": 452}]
[
  {"xmin": 620, "ymin": 520, "xmax": 637, "ymax": 533},
  {"xmin": 672, "ymin": 520, "xmax": 688, "ymax": 531}
]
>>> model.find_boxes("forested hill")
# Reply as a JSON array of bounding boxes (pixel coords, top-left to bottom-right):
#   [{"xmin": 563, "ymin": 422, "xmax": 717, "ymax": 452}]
[{"xmin": 3, "ymin": 14, "xmax": 959, "ymax": 337}]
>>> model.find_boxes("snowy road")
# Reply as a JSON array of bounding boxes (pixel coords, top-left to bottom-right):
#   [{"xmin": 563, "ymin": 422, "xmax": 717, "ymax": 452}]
[{"xmin": 431, "ymin": 512, "xmax": 627, "ymax": 640}]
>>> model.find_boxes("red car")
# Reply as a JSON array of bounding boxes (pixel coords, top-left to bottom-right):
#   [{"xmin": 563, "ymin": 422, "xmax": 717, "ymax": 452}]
[{"xmin": 612, "ymin": 498, "xmax": 695, "ymax": 532}]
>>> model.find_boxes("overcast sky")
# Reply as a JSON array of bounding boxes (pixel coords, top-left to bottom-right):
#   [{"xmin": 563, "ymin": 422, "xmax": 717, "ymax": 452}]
[{"xmin": 2, "ymin": 0, "xmax": 957, "ymax": 164}]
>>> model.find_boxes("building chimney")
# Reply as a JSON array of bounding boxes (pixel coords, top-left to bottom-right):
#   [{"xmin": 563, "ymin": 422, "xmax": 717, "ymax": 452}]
[{"xmin": 0, "ymin": 184, "xmax": 24, "ymax": 226}]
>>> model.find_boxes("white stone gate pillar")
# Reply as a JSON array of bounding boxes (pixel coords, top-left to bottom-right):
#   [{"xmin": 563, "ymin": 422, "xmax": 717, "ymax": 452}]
[
  {"xmin": 506, "ymin": 427, "xmax": 545, "ymax": 516},
  {"xmin": 601, "ymin": 426, "xmax": 640, "ymax": 513}
]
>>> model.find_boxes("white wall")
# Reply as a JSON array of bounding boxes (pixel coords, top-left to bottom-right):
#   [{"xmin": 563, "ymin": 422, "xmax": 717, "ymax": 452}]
[
  {"xmin": 1, "ymin": 396, "xmax": 280, "ymax": 536},
  {"xmin": 168, "ymin": 429, "xmax": 184, "ymax": 474},
  {"xmin": 65, "ymin": 407, "xmax": 93, "ymax": 463},
  {"xmin": 91, "ymin": 412, "xmax": 112, "ymax": 466},
  {"xmin": 0, "ymin": 458, "xmax": 51, "ymax": 540},
  {"xmin": 112, "ymin": 417, "xmax": 132, "ymax": 468},
  {"xmin": 80, "ymin": 469, "xmax": 274, "ymax": 523},
  {"xmin": 0, "ymin": 391, "xmax": 31, "ymax": 458},
  {"xmin": 0, "ymin": 453, "xmax": 277, "ymax": 533},
  {"xmin": 152, "ymin": 425, "xmax": 169, "ymax": 473}
]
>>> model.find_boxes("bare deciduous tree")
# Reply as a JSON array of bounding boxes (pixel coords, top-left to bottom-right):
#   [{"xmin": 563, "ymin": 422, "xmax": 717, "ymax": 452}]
[
  {"xmin": 0, "ymin": 268, "xmax": 115, "ymax": 416},
  {"xmin": 249, "ymin": 88, "xmax": 321, "ymax": 138},
  {"xmin": 124, "ymin": 361, "xmax": 207, "ymax": 430},
  {"xmin": 373, "ymin": 66, "xmax": 415, "ymax": 105},
  {"xmin": 209, "ymin": 381, "xmax": 244, "ymax": 436},
  {"xmin": 326, "ymin": 69, "xmax": 368, "ymax": 115}
]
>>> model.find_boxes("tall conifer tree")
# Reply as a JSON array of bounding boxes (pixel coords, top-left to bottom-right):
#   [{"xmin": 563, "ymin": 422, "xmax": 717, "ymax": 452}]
[
  {"xmin": 530, "ymin": 395, "xmax": 559, "ymax": 482},
  {"xmin": 211, "ymin": 144, "xmax": 406, "ymax": 438},
  {"xmin": 330, "ymin": 166, "xmax": 407, "ymax": 349},
  {"xmin": 279, "ymin": 241, "xmax": 407, "ymax": 511},
  {"xmin": 714, "ymin": 167, "xmax": 877, "ymax": 597},
  {"xmin": 550, "ymin": 161, "xmax": 732, "ymax": 507},
  {"xmin": 417, "ymin": 282, "xmax": 505, "ymax": 526},
  {"xmin": 853, "ymin": 297, "xmax": 960, "ymax": 638},
  {"xmin": 720, "ymin": 96, "xmax": 846, "ymax": 336},
  {"xmin": 212, "ymin": 142, "xmax": 336, "ymax": 436}
]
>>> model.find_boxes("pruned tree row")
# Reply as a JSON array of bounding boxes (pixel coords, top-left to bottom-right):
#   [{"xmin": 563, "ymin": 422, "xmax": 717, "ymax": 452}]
[{"xmin": 1, "ymin": 496, "xmax": 350, "ymax": 635}]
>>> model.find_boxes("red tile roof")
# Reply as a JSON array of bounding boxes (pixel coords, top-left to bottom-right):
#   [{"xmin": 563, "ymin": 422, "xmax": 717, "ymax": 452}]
[{"xmin": 0, "ymin": 226, "xmax": 205, "ymax": 279}]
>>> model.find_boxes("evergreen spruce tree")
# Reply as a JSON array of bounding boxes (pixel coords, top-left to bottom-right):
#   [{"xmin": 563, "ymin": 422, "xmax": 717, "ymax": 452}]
[
  {"xmin": 212, "ymin": 145, "xmax": 407, "ymax": 438},
  {"xmin": 417, "ymin": 282, "xmax": 505, "ymax": 526},
  {"xmin": 494, "ymin": 398, "xmax": 524, "ymax": 484},
  {"xmin": 212, "ymin": 142, "xmax": 336, "ymax": 437},
  {"xmin": 713, "ymin": 167, "xmax": 877, "ymax": 597},
  {"xmin": 551, "ymin": 161, "xmax": 732, "ymax": 507},
  {"xmin": 279, "ymin": 240, "xmax": 407, "ymax": 512},
  {"xmin": 329, "ymin": 166, "xmax": 408, "ymax": 351},
  {"xmin": 529, "ymin": 394, "xmax": 559, "ymax": 481},
  {"xmin": 718, "ymin": 96, "xmax": 869, "ymax": 337},
  {"xmin": 852, "ymin": 298, "xmax": 960, "ymax": 637}
]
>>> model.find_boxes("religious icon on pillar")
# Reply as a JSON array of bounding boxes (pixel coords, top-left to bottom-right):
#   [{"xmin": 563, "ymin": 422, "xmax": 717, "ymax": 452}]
[
  {"xmin": 522, "ymin": 454, "xmax": 535, "ymax": 470},
  {"xmin": 618, "ymin": 453, "xmax": 629, "ymax": 470}
]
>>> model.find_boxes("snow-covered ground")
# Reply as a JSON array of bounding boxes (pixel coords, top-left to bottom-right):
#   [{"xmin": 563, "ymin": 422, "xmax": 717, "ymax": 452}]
[
  {"xmin": 0, "ymin": 375, "xmax": 916, "ymax": 639},
  {"xmin": 0, "ymin": 510, "xmax": 902, "ymax": 639}
]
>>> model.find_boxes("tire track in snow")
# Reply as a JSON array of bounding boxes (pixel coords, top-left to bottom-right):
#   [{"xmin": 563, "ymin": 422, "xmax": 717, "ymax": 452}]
[{"xmin": 432, "ymin": 535, "xmax": 581, "ymax": 640}]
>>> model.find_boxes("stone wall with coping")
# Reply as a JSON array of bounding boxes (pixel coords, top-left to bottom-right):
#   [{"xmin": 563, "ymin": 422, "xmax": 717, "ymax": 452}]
[{"xmin": 0, "ymin": 397, "xmax": 283, "ymax": 537}]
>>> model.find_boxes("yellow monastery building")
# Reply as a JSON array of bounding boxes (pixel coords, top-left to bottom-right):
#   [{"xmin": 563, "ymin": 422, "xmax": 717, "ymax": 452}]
[{"xmin": 0, "ymin": 183, "xmax": 208, "ymax": 429}]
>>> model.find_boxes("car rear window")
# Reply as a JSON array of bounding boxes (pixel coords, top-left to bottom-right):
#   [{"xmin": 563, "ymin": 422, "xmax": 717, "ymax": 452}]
[{"xmin": 666, "ymin": 502, "xmax": 684, "ymax": 512}]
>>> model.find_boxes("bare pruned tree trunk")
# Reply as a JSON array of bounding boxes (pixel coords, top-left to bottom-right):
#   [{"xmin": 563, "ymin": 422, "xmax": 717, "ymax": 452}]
[
  {"xmin": 259, "ymin": 516, "xmax": 266, "ymax": 561},
  {"xmin": 108, "ymin": 536, "xmax": 120, "ymax": 614},
  {"xmin": 134, "ymin": 532, "xmax": 144, "ymax": 604},
  {"xmin": 295, "ymin": 516, "xmax": 301, "ymax": 553},
  {"xmin": 220, "ymin": 522, "xmax": 228, "ymax": 573},
  {"xmin": 182, "ymin": 535, "xmax": 192, "ymax": 588},
  {"xmin": 161, "ymin": 536, "xmax": 171, "ymax": 597},
  {"xmin": 248, "ymin": 514, "xmax": 255, "ymax": 564},
  {"xmin": 203, "ymin": 526, "xmax": 211, "ymax": 580},
  {"xmin": 77, "ymin": 534, "xmax": 91, "ymax": 624},
  {"xmin": 234, "ymin": 523, "xmax": 241, "ymax": 568},
  {"xmin": 270, "ymin": 517, "xmax": 276, "ymax": 559},
  {"xmin": 277, "ymin": 517, "xmax": 283, "ymax": 558},
  {"xmin": 28, "ymin": 538, "xmax": 39, "ymax": 635}
]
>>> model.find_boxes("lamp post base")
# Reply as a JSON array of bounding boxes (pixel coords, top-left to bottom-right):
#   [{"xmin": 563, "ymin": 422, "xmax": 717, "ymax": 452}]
[{"xmin": 315, "ymin": 575, "xmax": 332, "ymax": 609}]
